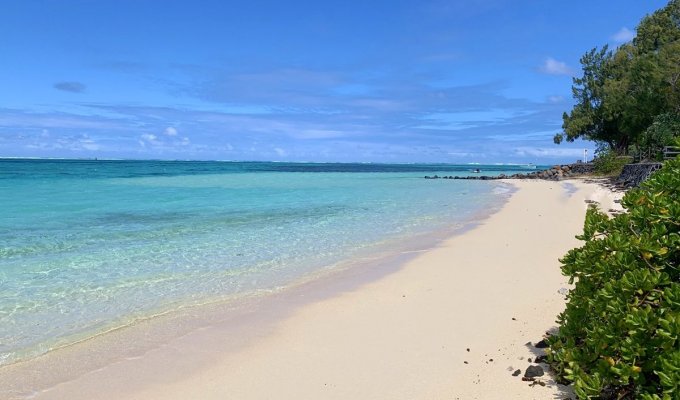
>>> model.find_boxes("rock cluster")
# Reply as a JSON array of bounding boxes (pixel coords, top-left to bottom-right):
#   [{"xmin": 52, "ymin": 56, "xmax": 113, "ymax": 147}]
[
  {"xmin": 616, "ymin": 162, "xmax": 662, "ymax": 188},
  {"xmin": 424, "ymin": 163, "xmax": 593, "ymax": 181},
  {"xmin": 513, "ymin": 164, "xmax": 579, "ymax": 180}
]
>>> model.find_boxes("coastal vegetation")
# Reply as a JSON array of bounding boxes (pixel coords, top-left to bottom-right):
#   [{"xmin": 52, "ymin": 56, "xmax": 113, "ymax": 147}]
[
  {"xmin": 548, "ymin": 5, "xmax": 680, "ymax": 397},
  {"xmin": 591, "ymin": 151, "xmax": 633, "ymax": 176},
  {"xmin": 553, "ymin": 0, "xmax": 680, "ymax": 160},
  {"xmin": 548, "ymin": 157, "xmax": 680, "ymax": 399}
]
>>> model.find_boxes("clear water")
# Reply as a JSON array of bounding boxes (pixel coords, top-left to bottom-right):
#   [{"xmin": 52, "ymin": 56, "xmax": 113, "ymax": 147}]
[{"xmin": 0, "ymin": 159, "xmax": 535, "ymax": 366}]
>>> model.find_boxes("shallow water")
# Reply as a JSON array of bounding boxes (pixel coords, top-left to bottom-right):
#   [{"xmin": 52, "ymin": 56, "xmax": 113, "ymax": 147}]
[{"xmin": 0, "ymin": 159, "xmax": 534, "ymax": 365}]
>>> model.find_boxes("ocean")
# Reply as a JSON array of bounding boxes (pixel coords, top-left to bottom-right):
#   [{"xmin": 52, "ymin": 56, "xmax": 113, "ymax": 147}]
[{"xmin": 0, "ymin": 159, "xmax": 540, "ymax": 366}]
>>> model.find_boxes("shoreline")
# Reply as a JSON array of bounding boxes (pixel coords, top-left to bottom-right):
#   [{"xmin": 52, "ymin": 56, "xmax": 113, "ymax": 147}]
[
  {"xmin": 0, "ymin": 177, "xmax": 513, "ymax": 369},
  {"xmin": 0, "ymin": 182, "xmax": 514, "ymax": 399},
  {"xmin": 1, "ymin": 179, "xmax": 621, "ymax": 399}
]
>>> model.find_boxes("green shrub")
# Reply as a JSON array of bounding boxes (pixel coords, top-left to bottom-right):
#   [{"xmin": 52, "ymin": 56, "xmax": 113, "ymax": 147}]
[
  {"xmin": 638, "ymin": 113, "xmax": 680, "ymax": 161},
  {"xmin": 593, "ymin": 149, "xmax": 633, "ymax": 176},
  {"xmin": 549, "ymin": 157, "xmax": 680, "ymax": 399}
]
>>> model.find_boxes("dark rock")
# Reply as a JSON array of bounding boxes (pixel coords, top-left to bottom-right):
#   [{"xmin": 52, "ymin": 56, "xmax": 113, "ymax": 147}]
[
  {"xmin": 512, "ymin": 369, "xmax": 521, "ymax": 376},
  {"xmin": 616, "ymin": 163, "xmax": 663, "ymax": 188},
  {"xmin": 569, "ymin": 162, "xmax": 595, "ymax": 175},
  {"xmin": 524, "ymin": 365, "xmax": 544, "ymax": 378},
  {"xmin": 534, "ymin": 355, "xmax": 547, "ymax": 364},
  {"xmin": 600, "ymin": 384, "xmax": 636, "ymax": 400},
  {"xmin": 534, "ymin": 339, "xmax": 549, "ymax": 348}
]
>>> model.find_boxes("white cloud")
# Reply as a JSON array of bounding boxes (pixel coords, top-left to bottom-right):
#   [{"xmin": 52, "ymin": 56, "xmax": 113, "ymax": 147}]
[
  {"xmin": 547, "ymin": 95, "xmax": 565, "ymax": 104},
  {"xmin": 539, "ymin": 58, "xmax": 573, "ymax": 76},
  {"xmin": 164, "ymin": 126, "xmax": 178, "ymax": 136},
  {"xmin": 274, "ymin": 147, "xmax": 287, "ymax": 157},
  {"xmin": 513, "ymin": 147, "xmax": 584, "ymax": 158},
  {"xmin": 79, "ymin": 139, "xmax": 100, "ymax": 151},
  {"xmin": 141, "ymin": 133, "xmax": 157, "ymax": 142},
  {"xmin": 42, "ymin": 134, "xmax": 101, "ymax": 152},
  {"xmin": 612, "ymin": 27, "xmax": 635, "ymax": 43},
  {"xmin": 140, "ymin": 133, "xmax": 161, "ymax": 146}
]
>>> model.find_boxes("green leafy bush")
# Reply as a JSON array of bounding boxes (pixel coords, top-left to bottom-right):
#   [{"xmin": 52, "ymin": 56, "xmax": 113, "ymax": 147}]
[
  {"xmin": 638, "ymin": 113, "xmax": 680, "ymax": 161},
  {"xmin": 549, "ymin": 157, "xmax": 680, "ymax": 399},
  {"xmin": 593, "ymin": 148, "xmax": 633, "ymax": 176}
]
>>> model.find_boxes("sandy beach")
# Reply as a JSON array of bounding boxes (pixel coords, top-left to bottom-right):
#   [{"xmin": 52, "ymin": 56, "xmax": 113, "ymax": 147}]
[{"xmin": 1, "ymin": 179, "xmax": 621, "ymax": 400}]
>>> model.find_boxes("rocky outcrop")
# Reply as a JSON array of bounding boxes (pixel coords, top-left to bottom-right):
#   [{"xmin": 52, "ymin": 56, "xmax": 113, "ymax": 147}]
[
  {"xmin": 568, "ymin": 163, "xmax": 595, "ymax": 175},
  {"xmin": 616, "ymin": 163, "xmax": 663, "ymax": 188},
  {"xmin": 424, "ymin": 163, "xmax": 594, "ymax": 181},
  {"xmin": 424, "ymin": 161, "xmax": 665, "ymax": 189}
]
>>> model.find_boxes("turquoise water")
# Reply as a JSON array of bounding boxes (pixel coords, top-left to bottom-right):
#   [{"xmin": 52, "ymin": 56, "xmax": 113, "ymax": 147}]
[{"xmin": 0, "ymin": 160, "xmax": 534, "ymax": 366}]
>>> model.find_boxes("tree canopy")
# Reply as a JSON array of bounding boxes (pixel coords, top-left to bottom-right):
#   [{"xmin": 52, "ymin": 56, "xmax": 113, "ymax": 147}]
[{"xmin": 554, "ymin": 0, "xmax": 680, "ymax": 154}]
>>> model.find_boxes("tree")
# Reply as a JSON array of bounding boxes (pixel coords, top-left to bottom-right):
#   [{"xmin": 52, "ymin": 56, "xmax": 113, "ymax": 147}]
[
  {"xmin": 554, "ymin": 0, "xmax": 680, "ymax": 155},
  {"xmin": 658, "ymin": 40, "xmax": 680, "ymax": 114},
  {"xmin": 553, "ymin": 46, "xmax": 629, "ymax": 152},
  {"xmin": 639, "ymin": 112, "xmax": 680, "ymax": 160},
  {"xmin": 634, "ymin": 0, "xmax": 680, "ymax": 53}
]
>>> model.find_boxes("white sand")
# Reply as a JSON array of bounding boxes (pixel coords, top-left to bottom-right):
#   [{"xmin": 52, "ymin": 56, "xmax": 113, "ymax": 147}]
[{"xmin": 11, "ymin": 179, "xmax": 619, "ymax": 400}]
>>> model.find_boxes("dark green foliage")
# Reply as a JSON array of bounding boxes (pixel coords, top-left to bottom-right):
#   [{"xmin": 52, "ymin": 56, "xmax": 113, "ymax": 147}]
[
  {"xmin": 549, "ymin": 157, "xmax": 680, "ymax": 399},
  {"xmin": 592, "ymin": 149, "xmax": 633, "ymax": 176},
  {"xmin": 555, "ymin": 46, "xmax": 624, "ymax": 150},
  {"xmin": 555, "ymin": 1, "xmax": 680, "ymax": 154},
  {"xmin": 639, "ymin": 113, "xmax": 680, "ymax": 161}
]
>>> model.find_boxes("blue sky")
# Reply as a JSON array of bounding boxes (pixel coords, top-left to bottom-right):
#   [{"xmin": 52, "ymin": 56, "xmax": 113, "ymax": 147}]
[{"xmin": 0, "ymin": 0, "xmax": 669, "ymax": 163}]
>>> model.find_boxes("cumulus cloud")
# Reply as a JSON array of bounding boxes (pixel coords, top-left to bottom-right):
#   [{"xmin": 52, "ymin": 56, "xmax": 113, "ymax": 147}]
[
  {"xmin": 513, "ymin": 146, "xmax": 584, "ymax": 158},
  {"xmin": 164, "ymin": 126, "xmax": 178, "ymax": 136},
  {"xmin": 52, "ymin": 134, "xmax": 100, "ymax": 151},
  {"xmin": 547, "ymin": 95, "xmax": 565, "ymax": 103},
  {"xmin": 78, "ymin": 137, "xmax": 100, "ymax": 151},
  {"xmin": 274, "ymin": 147, "xmax": 287, "ymax": 157},
  {"xmin": 53, "ymin": 81, "xmax": 86, "ymax": 93},
  {"xmin": 612, "ymin": 27, "xmax": 635, "ymax": 43},
  {"xmin": 539, "ymin": 58, "xmax": 573, "ymax": 76},
  {"xmin": 139, "ymin": 133, "xmax": 160, "ymax": 147}
]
